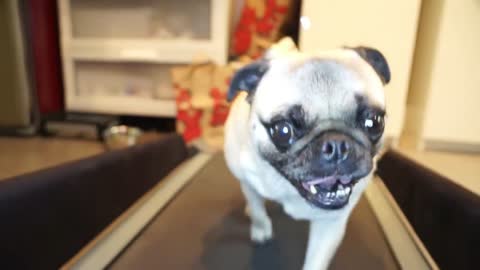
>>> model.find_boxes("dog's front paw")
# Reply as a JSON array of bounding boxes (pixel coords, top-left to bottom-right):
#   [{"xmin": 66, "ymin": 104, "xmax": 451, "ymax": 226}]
[{"xmin": 251, "ymin": 219, "xmax": 273, "ymax": 243}]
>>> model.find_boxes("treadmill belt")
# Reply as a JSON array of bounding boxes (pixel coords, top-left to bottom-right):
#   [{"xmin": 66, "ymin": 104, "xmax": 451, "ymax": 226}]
[{"xmin": 109, "ymin": 154, "xmax": 399, "ymax": 270}]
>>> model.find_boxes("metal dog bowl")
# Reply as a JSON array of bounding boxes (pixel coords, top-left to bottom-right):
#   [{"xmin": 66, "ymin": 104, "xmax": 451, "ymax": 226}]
[{"xmin": 103, "ymin": 125, "xmax": 142, "ymax": 150}]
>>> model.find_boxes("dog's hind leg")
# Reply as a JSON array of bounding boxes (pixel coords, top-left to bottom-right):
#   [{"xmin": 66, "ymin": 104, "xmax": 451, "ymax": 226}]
[{"xmin": 240, "ymin": 182, "xmax": 273, "ymax": 243}]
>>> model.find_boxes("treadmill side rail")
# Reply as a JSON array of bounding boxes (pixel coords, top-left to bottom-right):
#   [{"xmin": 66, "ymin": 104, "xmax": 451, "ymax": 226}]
[
  {"xmin": 62, "ymin": 153, "xmax": 213, "ymax": 270},
  {"xmin": 366, "ymin": 177, "xmax": 439, "ymax": 270}
]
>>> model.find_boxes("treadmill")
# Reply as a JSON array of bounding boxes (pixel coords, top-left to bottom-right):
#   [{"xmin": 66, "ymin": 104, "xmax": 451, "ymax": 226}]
[{"xmin": 64, "ymin": 152, "xmax": 438, "ymax": 270}]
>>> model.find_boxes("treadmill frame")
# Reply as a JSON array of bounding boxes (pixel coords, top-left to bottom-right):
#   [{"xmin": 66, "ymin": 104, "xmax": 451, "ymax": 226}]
[{"xmin": 62, "ymin": 153, "xmax": 438, "ymax": 270}]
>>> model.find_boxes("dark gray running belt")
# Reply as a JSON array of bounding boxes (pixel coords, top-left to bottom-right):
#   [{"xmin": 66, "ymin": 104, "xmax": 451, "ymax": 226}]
[{"xmin": 109, "ymin": 154, "xmax": 399, "ymax": 270}]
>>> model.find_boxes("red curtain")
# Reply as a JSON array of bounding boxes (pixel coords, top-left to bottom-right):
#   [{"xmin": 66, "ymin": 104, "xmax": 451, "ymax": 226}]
[{"xmin": 27, "ymin": 0, "xmax": 64, "ymax": 114}]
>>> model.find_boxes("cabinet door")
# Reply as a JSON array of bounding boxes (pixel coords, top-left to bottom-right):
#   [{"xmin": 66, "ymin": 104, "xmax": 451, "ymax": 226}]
[
  {"xmin": 70, "ymin": 0, "xmax": 212, "ymax": 40},
  {"xmin": 299, "ymin": 0, "xmax": 421, "ymax": 141}
]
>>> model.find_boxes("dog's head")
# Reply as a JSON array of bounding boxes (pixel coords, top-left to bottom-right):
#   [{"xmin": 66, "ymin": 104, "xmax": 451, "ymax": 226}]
[{"xmin": 228, "ymin": 47, "xmax": 390, "ymax": 210}]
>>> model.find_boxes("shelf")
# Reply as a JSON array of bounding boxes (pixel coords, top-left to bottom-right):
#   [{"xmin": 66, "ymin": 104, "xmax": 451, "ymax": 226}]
[
  {"xmin": 66, "ymin": 38, "xmax": 225, "ymax": 64},
  {"xmin": 57, "ymin": 0, "xmax": 230, "ymax": 117},
  {"xmin": 67, "ymin": 96, "xmax": 176, "ymax": 117}
]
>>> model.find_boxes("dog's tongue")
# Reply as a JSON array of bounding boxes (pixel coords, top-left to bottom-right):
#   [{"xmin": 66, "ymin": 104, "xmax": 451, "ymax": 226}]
[
  {"xmin": 338, "ymin": 176, "xmax": 352, "ymax": 185},
  {"xmin": 306, "ymin": 176, "xmax": 336, "ymax": 187}
]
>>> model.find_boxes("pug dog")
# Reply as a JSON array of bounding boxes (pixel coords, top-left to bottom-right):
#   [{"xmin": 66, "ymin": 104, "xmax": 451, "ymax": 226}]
[{"xmin": 223, "ymin": 45, "xmax": 390, "ymax": 270}]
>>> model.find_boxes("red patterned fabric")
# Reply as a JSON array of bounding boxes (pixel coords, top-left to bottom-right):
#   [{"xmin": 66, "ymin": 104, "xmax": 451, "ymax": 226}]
[
  {"xmin": 210, "ymin": 88, "xmax": 229, "ymax": 126},
  {"xmin": 175, "ymin": 88, "xmax": 203, "ymax": 142},
  {"xmin": 177, "ymin": 109, "xmax": 203, "ymax": 142},
  {"xmin": 231, "ymin": 0, "xmax": 290, "ymax": 57},
  {"xmin": 232, "ymin": 7, "xmax": 256, "ymax": 55}
]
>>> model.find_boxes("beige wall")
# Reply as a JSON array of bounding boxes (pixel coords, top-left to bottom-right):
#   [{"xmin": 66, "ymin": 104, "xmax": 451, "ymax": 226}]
[
  {"xmin": 419, "ymin": 0, "xmax": 480, "ymax": 146},
  {"xmin": 299, "ymin": 0, "xmax": 421, "ymax": 141},
  {"xmin": 403, "ymin": 0, "xmax": 443, "ymax": 141}
]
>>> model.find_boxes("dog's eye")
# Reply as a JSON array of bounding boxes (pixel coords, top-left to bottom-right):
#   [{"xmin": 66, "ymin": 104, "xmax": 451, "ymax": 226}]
[
  {"xmin": 362, "ymin": 112, "xmax": 384, "ymax": 140},
  {"xmin": 269, "ymin": 121, "xmax": 294, "ymax": 150}
]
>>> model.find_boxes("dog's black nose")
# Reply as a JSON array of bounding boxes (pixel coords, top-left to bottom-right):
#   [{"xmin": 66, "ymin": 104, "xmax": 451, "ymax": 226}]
[{"xmin": 320, "ymin": 135, "xmax": 351, "ymax": 163}]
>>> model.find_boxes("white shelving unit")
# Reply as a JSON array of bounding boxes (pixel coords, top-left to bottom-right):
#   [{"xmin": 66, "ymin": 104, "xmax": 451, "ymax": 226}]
[{"xmin": 58, "ymin": 0, "xmax": 231, "ymax": 117}]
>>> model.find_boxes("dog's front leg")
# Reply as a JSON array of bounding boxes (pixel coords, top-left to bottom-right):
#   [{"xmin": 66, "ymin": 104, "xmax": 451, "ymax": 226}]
[
  {"xmin": 240, "ymin": 183, "xmax": 273, "ymax": 243},
  {"xmin": 302, "ymin": 219, "xmax": 347, "ymax": 270}
]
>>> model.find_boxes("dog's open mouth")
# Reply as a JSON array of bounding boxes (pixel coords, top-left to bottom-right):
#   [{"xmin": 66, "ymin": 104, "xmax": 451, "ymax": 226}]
[{"xmin": 299, "ymin": 175, "xmax": 358, "ymax": 210}]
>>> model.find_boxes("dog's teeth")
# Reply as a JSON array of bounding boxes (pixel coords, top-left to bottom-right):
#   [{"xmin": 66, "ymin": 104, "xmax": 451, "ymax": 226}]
[
  {"xmin": 345, "ymin": 187, "xmax": 351, "ymax": 194},
  {"xmin": 309, "ymin": 185, "xmax": 317, "ymax": 194},
  {"xmin": 338, "ymin": 184, "xmax": 345, "ymax": 190}
]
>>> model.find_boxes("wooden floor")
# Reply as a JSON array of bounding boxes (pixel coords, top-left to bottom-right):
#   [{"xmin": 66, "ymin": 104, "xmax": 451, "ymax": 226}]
[
  {"xmin": 0, "ymin": 136, "xmax": 104, "ymax": 180},
  {"xmin": 0, "ymin": 134, "xmax": 478, "ymax": 196},
  {"xmin": 397, "ymin": 137, "xmax": 480, "ymax": 196}
]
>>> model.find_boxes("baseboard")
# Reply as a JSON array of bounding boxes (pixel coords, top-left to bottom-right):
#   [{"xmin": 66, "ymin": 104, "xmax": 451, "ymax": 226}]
[
  {"xmin": 423, "ymin": 139, "xmax": 480, "ymax": 153},
  {"xmin": 384, "ymin": 136, "xmax": 399, "ymax": 148},
  {"xmin": 0, "ymin": 125, "xmax": 37, "ymax": 136}
]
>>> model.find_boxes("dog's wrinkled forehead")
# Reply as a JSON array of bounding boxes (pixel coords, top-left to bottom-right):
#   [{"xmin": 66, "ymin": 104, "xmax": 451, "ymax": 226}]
[{"xmin": 254, "ymin": 50, "xmax": 385, "ymax": 121}]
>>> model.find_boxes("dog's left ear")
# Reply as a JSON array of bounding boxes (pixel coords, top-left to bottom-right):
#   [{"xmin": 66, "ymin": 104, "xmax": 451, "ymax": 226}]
[
  {"xmin": 350, "ymin": 46, "xmax": 391, "ymax": 85},
  {"xmin": 227, "ymin": 60, "xmax": 270, "ymax": 102}
]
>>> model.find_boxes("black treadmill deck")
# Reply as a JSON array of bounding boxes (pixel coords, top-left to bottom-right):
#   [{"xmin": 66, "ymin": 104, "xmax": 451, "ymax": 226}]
[{"xmin": 109, "ymin": 154, "xmax": 399, "ymax": 270}]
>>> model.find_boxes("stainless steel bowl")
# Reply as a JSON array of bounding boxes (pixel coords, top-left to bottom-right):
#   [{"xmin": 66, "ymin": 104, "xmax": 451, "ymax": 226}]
[{"xmin": 103, "ymin": 125, "xmax": 143, "ymax": 150}]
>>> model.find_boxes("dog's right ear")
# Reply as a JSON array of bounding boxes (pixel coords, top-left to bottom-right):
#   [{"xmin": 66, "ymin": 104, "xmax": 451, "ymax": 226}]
[
  {"xmin": 227, "ymin": 60, "xmax": 269, "ymax": 103},
  {"xmin": 349, "ymin": 46, "xmax": 391, "ymax": 85}
]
